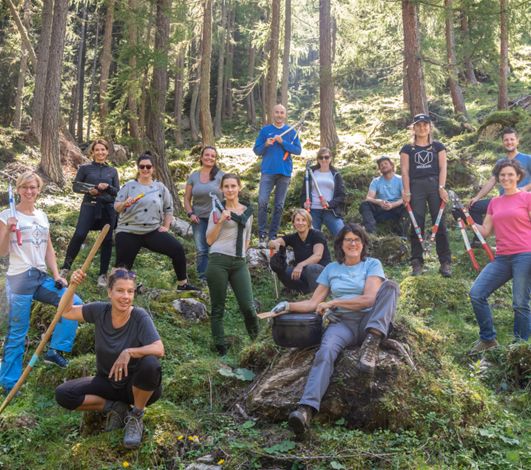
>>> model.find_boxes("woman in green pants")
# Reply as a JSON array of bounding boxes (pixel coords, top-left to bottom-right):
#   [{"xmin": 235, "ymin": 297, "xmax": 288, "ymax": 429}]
[{"xmin": 205, "ymin": 174, "xmax": 259, "ymax": 355}]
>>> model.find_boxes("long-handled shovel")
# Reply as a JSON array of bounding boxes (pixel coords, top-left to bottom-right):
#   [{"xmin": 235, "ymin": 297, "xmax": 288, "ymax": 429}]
[{"xmin": 0, "ymin": 224, "xmax": 110, "ymax": 414}]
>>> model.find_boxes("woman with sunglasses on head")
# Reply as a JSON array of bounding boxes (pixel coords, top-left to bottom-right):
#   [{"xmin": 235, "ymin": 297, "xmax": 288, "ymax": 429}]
[
  {"xmin": 60, "ymin": 139, "xmax": 119, "ymax": 288},
  {"xmin": 0, "ymin": 172, "xmax": 82, "ymax": 394},
  {"xmin": 205, "ymin": 173, "xmax": 259, "ymax": 356},
  {"xmin": 301, "ymin": 147, "xmax": 346, "ymax": 237},
  {"xmin": 55, "ymin": 268, "xmax": 164, "ymax": 449},
  {"xmin": 114, "ymin": 152, "xmax": 198, "ymax": 291},
  {"xmin": 269, "ymin": 223, "xmax": 399, "ymax": 437},
  {"xmin": 183, "ymin": 146, "xmax": 224, "ymax": 282}
]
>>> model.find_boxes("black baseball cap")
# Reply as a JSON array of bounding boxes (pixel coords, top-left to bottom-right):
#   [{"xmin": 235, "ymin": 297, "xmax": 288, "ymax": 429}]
[{"xmin": 412, "ymin": 113, "xmax": 431, "ymax": 124}]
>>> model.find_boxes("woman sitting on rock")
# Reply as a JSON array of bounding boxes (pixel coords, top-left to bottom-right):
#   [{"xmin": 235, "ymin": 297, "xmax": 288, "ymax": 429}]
[
  {"xmin": 469, "ymin": 160, "xmax": 531, "ymax": 354},
  {"xmin": 114, "ymin": 152, "xmax": 198, "ymax": 291},
  {"xmin": 55, "ymin": 268, "xmax": 164, "ymax": 449},
  {"xmin": 270, "ymin": 223, "xmax": 399, "ymax": 437},
  {"xmin": 269, "ymin": 209, "xmax": 331, "ymax": 294},
  {"xmin": 206, "ymin": 173, "xmax": 259, "ymax": 356}
]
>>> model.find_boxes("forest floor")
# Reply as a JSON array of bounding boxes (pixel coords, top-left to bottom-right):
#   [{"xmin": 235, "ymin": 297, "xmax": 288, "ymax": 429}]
[{"xmin": 0, "ymin": 82, "xmax": 530, "ymax": 469}]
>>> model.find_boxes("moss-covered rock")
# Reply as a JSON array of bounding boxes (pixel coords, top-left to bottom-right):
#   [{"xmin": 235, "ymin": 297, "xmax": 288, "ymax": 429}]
[
  {"xmin": 369, "ymin": 235, "xmax": 409, "ymax": 265},
  {"xmin": 72, "ymin": 323, "xmax": 95, "ymax": 355}
]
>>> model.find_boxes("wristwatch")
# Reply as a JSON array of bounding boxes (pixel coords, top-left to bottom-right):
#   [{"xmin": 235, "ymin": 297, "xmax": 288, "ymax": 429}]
[{"xmin": 439, "ymin": 185, "xmax": 445, "ymax": 190}]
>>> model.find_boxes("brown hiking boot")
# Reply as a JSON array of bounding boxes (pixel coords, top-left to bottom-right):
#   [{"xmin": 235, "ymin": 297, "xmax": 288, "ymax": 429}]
[
  {"xmin": 357, "ymin": 333, "xmax": 382, "ymax": 375},
  {"xmin": 288, "ymin": 405, "xmax": 315, "ymax": 436},
  {"xmin": 468, "ymin": 339, "xmax": 499, "ymax": 355},
  {"xmin": 439, "ymin": 262, "xmax": 452, "ymax": 278},
  {"xmin": 411, "ymin": 260, "xmax": 423, "ymax": 276}
]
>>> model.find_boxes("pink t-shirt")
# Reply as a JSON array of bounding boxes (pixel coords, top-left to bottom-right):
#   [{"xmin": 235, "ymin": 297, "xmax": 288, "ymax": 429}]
[{"xmin": 487, "ymin": 191, "xmax": 531, "ymax": 255}]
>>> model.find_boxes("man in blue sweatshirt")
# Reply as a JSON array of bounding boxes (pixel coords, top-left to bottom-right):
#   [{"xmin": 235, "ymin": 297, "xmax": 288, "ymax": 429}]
[{"xmin": 253, "ymin": 104, "xmax": 302, "ymax": 246}]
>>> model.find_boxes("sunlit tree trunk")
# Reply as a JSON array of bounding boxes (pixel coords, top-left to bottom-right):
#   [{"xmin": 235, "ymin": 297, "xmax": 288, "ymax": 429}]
[
  {"xmin": 280, "ymin": 0, "xmax": 291, "ymax": 107},
  {"xmin": 214, "ymin": 0, "xmax": 227, "ymax": 138},
  {"xmin": 497, "ymin": 0, "xmax": 509, "ymax": 110},
  {"xmin": 127, "ymin": 0, "xmax": 141, "ymax": 149},
  {"xmin": 459, "ymin": 11, "xmax": 478, "ymax": 85},
  {"xmin": 76, "ymin": 2, "xmax": 88, "ymax": 141},
  {"xmin": 99, "ymin": 0, "xmax": 115, "ymax": 131},
  {"xmin": 13, "ymin": 0, "xmax": 31, "ymax": 129},
  {"xmin": 86, "ymin": 19, "xmax": 100, "ymax": 142},
  {"xmin": 174, "ymin": 44, "xmax": 185, "ymax": 147},
  {"xmin": 222, "ymin": 4, "xmax": 234, "ymax": 120},
  {"xmin": 199, "ymin": 0, "xmax": 214, "ymax": 145},
  {"xmin": 265, "ymin": 0, "xmax": 280, "ymax": 123},
  {"xmin": 246, "ymin": 45, "xmax": 257, "ymax": 125}
]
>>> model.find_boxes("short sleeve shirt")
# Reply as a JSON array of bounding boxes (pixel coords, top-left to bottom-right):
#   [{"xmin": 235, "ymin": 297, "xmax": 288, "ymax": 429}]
[
  {"xmin": 368, "ymin": 175, "xmax": 403, "ymax": 202},
  {"xmin": 282, "ymin": 229, "xmax": 331, "ymax": 266},
  {"xmin": 317, "ymin": 258, "xmax": 385, "ymax": 316},
  {"xmin": 187, "ymin": 170, "xmax": 225, "ymax": 218},
  {"xmin": 493, "ymin": 153, "xmax": 531, "ymax": 194},
  {"xmin": 82, "ymin": 302, "xmax": 161, "ymax": 385},
  {"xmin": 400, "ymin": 141, "xmax": 446, "ymax": 180}
]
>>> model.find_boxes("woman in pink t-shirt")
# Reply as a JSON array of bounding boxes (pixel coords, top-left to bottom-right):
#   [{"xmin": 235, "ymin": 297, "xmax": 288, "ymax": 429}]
[{"xmin": 469, "ymin": 160, "xmax": 531, "ymax": 354}]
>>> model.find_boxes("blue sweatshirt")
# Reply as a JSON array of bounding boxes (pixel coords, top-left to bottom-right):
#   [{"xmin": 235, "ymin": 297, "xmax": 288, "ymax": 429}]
[{"xmin": 253, "ymin": 123, "xmax": 302, "ymax": 177}]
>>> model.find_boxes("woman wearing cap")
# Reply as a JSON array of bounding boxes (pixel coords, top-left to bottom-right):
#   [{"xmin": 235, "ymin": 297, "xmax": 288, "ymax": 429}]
[
  {"xmin": 114, "ymin": 152, "xmax": 198, "ymax": 291},
  {"xmin": 301, "ymin": 148, "xmax": 346, "ymax": 236},
  {"xmin": 55, "ymin": 268, "xmax": 164, "ymax": 449},
  {"xmin": 400, "ymin": 114, "xmax": 452, "ymax": 277},
  {"xmin": 60, "ymin": 139, "xmax": 119, "ymax": 288}
]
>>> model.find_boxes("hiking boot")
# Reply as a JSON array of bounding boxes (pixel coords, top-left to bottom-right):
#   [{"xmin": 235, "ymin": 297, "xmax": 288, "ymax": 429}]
[
  {"xmin": 123, "ymin": 409, "xmax": 144, "ymax": 449},
  {"xmin": 44, "ymin": 349, "xmax": 68, "ymax": 368},
  {"xmin": 439, "ymin": 262, "xmax": 452, "ymax": 278},
  {"xmin": 177, "ymin": 283, "xmax": 200, "ymax": 292},
  {"xmin": 288, "ymin": 405, "xmax": 315, "ymax": 437},
  {"xmin": 105, "ymin": 401, "xmax": 130, "ymax": 432},
  {"xmin": 411, "ymin": 260, "xmax": 423, "ymax": 276},
  {"xmin": 258, "ymin": 236, "xmax": 267, "ymax": 249},
  {"xmin": 215, "ymin": 344, "xmax": 228, "ymax": 356},
  {"xmin": 468, "ymin": 339, "xmax": 499, "ymax": 355},
  {"xmin": 97, "ymin": 274, "xmax": 108, "ymax": 288},
  {"xmin": 357, "ymin": 333, "xmax": 382, "ymax": 375}
]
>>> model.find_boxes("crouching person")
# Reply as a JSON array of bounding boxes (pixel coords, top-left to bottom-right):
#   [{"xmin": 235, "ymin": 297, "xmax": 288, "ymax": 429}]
[
  {"xmin": 270, "ymin": 223, "xmax": 399, "ymax": 437},
  {"xmin": 55, "ymin": 268, "xmax": 164, "ymax": 449}
]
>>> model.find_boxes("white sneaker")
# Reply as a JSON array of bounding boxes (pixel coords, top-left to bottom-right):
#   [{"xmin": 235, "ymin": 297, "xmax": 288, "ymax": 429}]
[{"xmin": 97, "ymin": 274, "xmax": 108, "ymax": 288}]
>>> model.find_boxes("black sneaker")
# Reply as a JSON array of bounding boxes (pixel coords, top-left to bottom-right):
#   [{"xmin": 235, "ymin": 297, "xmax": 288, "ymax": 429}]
[
  {"xmin": 439, "ymin": 262, "xmax": 452, "ymax": 278},
  {"xmin": 123, "ymin": 410, "xmax": 144, "ymax": 449},
  {"xmin": 177, "ymin": 283, "xmax": 200, "ymax": 292},
  {"xmin": 288, "ymin": 405, "xmax": 315, "ymax": 437},
  {"xmin": 105, "ymin": 401, "xmax": 130, "ymax": 432},
  {"xmin": 44, "ymin": 349, "xmax": 69, "ymax": 368}
]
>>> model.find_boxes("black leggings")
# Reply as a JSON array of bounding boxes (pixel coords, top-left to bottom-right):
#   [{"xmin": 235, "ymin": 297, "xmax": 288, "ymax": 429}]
[
  {"xmin": 55, "ymin": 356, "xmax": 162, "ymax": 410},
  {"xmin": 63, "ymin": 203, "xmax": 115, "ymax": 275},
  {"xmin": 115, "ymin": 229, "xmax": 188, "ymax": 281}
]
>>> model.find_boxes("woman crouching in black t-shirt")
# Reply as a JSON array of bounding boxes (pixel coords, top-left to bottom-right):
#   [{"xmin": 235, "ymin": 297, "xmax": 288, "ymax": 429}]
[
  {"xmin": 269, "ymin": 209, "xmax": 331, "ymax": 294},
  {"xmin": 55, "ymin": 268, "xmax": 164, "ymax": 449}
]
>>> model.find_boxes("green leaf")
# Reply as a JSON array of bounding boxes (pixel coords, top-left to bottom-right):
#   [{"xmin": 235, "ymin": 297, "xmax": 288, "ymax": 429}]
[
  {"xmin": 335, "ymin": 418, "xmax": 346, "ymax": 426},
  {"xmin": 264, "ymin": 440, "xmax": 296, "ymax": 454},
  {"xmin": 218, "ymin": 367, "xmax": 236, "ymax": 378},
  {"xmin": 330, "ymin": 462, "xmax": 346, "ymax": 470},
  {"xmin": 242, "ymin": 420, "xmax": 256, "ymax": 429},
  {"xmin": 233, "ymin": 368, "xmax": 256, "ymax": 381}
]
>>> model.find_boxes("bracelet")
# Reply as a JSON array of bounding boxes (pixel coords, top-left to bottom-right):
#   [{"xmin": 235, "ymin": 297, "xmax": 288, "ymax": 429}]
[
  {"xmin": 439, "ymin": 185, "xmax": 445, "ymax": 190},
  {"xmin": 404, "ymin": 192, "xmax": 411, "ymax": 196}
]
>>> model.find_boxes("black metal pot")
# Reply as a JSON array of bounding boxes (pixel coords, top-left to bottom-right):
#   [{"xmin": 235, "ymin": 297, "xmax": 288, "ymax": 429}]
[{"xmin": 272, "ymin": 313, "xmax": 323, "ymax": 348}]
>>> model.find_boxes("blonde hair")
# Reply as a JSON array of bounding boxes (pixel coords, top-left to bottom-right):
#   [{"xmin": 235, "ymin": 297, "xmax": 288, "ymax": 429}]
[
  {"xmin": 16, "ymin": 171, "xmax": 43, "ymax": 190},
  {"xmin": 291, "ymin": 208, "xmax": 312, "ymax": 225}
]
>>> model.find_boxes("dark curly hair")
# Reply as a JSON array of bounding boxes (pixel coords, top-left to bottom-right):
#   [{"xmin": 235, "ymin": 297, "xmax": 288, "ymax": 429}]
[
  {"xmin": 333, "ymin": 223, "xmax": 369, "ymax": 263},
  {"xmin": 493, "ymin": 159, "xmax": 524, "ymax": 183}
]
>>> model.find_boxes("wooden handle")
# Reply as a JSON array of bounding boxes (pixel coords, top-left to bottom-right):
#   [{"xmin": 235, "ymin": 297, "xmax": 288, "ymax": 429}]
[{"xmin": 257, "ymin": 310, "xmax": 287, "ymax": 320}]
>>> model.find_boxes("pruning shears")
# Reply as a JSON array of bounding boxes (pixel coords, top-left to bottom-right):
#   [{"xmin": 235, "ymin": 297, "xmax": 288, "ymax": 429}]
[
  {"xmin": 8, "ymin": 183, "xmax": 22, "ymax": 246},
  {"xmin": 209, "ymin": 192, "xmax": 226, "ymax": 224}
]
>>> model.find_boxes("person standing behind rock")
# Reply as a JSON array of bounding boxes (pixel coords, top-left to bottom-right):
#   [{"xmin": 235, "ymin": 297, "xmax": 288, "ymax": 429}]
[
  {"xmin": 183, "ymin": 146, "xmax": 224, "ymax": 282},
  {"xmin": 253, "ymin": 104, "xmax": 302, "ymax": 247}
]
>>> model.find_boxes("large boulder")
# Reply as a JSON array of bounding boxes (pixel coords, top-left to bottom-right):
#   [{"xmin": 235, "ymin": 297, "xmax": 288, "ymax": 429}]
[
  {"xmin": 369, "ymin": 235, "xmax": 409, "ymax": 265},
  {"xmin": 172, "ymin": 298, "xmax": 208, "ymax": 323}
]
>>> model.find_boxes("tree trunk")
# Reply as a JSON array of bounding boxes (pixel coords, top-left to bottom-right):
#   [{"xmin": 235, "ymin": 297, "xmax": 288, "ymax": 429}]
[
  {"xmin": 69, "ymin": 84, "xmax": 78, "ymax": 136},
  {"xmin": 6, "ymin": 0, "xmax": 37, "ymax": 67},
  {"xmin": 444, "ymin": 0, "xmax": 467, "ymax": 118},
  {"xmin": 214, "ymin": 0, "xmax": 227, "ymax": 138},
  {"xmin": 401, "ymin": 0, "xmax": 428, "ymax": 115},
  {"xmin": 146, "ymin": 0, "xmax": 180, "ymax": 208},
  {"xmin": 139, "ymin": 1, "xmax": 156, "ymax": 138},
  {"xmin": 319, "ymin": 0, "xmax": 339, "ymax": 150},
  {"xmin": 99, "ymin": 0, "xmax": 115, "ymax": 131},
  {"xmin": 40, "ymin": 0, "xmax": 69, "ymax": 185},
  {"xmin": 222, "ymin": 4, "xmax": 234, "ymax": 120},
  {"xmin": 127, "ymin": 0, "xmax": 141, "ymax": 149},
  {"xmin": 246, "ymin": 45, "xmax": 256, "ymax": 125},
  {"xmin": 76, "ymin": 3, "xmax": 88, "ymax": 142},
  {"xmin": 86, "ymin": 19, "xmax": 100, "ymax": 142},
  {"xmin": 497, "ymin": 0, "xmax": 509, "ymax": 110},
  {"xmin": 459, "ymin": 12, "xmax": 478, "ymax": 85},
  {"xmin": 174, "ymin": 44, "xmax": 185, "ymax": 147},
  {"xmin": 265, "ymin": 0, "xmax": 281, "ymax": 123},
  {"xmin": 13, "ymin": 0, "xmax": 31, "ymax": 129},
  {"xmin": 199, "ymin": 0, "xmax": 214, "ymax": 146},
  {"xmin": 280, "ymin": 0, "xmax": 291, "ymax": 107},
  {"xmin": 31, "ymin": 0, "xmax": 54, "ymax": 142}
]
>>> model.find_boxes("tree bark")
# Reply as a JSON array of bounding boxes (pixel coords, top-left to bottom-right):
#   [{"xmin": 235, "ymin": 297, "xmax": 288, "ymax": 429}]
[
  {"xmin": 199, "ymin": 0, "xmax": 214, "ymax": 146},
  {"xmin": 497, "ymin": 0, "xmax": 509, "ymax": 110},
  {"xmin": 222, "ymin": 4, "xmax": 235, "ymax": 120},
  {"xmin": 174, "ymin": 44, "xmax": 185, "ymax": 147},
  {"xmin": 280, "ymin": 0, "xmax": 291, "ymax": 107},
  {"xmin": 31, "ymin": 0, "xmax": 54, "ymax": 142},
  {"xmin": 265, "ymin": 0, "xmax": 281, "ymax": 123},
  {"xmin": 459, "ymin": 12, "xmax": 478, "ymax": 85},
  {"xmin": 13, "ymin": 0, "xmax": 31, "ymax": 129},
  {"xmin": 127, "ymin": 0, "xmax": 141, "ymax": 150},
  {"xmin": 86, "ymin": 19, "xmax": 100, "ymax": 142},
  {"xmin": 99, "ymin": 0, "xmax": 115, "ymax": 131},
  {"xmin": 76, "ymin": 2, "xmax": 89, "ymax": 142},
  {"xmin": 139, "ymin": 1, "xmax": 156, "ymax": 138},
  {"xmin": 214, "ymin": 0, "xmax": 227, "ymax": 138},
  {"xmin": 401, "ymin": 0, "xmax": 428, "ymax": 115},
  {"xmin": 40, "ymin": 0, "xmax": 69, "ymax": 185},
  {"xmin": 319, "ymin": 0, "xmax": 339, "ymax": 150},
  {"xmin": 6, "ymin": 0, "xmax": 37, "ymax": 67},
  {"xmin": 246, "ymin": 45, "xmax": 257, "ymax": 125},
  {"xmin": 444, "ymin": 0, "xmax": 467, "ymax": 118},
  {"xmin": 146, "ymin": 0, "xmax": 180, "ymax": 208}
]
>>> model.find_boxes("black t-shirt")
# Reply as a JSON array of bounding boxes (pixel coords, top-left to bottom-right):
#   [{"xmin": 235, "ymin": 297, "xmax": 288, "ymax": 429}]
[
  {"xmin": 282, "ymin": 229, "xmax": 331, "ymax": 266},
  {"xmin": 82, "ymin": 302, "xmax": 161, "ymax": 386},
  {"xmin": 400, "ymin": 141, "xmax": 445, "ymax": 180}
]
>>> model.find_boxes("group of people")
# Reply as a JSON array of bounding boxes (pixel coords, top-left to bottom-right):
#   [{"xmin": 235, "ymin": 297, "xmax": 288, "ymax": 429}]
[{"xmin": 0, "ymin": 108, "xmax": 528, "ymax": 445}]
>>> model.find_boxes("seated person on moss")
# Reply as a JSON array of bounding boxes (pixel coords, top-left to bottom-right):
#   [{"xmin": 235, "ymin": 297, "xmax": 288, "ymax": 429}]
[{"xmin": 55, "ymin": 268, "xmax": 164, "ymax": 450}]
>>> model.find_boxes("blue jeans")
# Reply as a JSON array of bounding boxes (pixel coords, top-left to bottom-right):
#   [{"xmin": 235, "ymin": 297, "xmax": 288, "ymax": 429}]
[
  {"xmin": 310, "ymin": 209, "xmax": 345, "ymax": 237},
  {"xmin": 469, "ymin": 252, "xmax": 531, "ymax": 341},
  {"xmin": 258, "ymin": 173, "xmax": 291, "ymax": 239},
  {"xmin": 192, "ymin": 217, "xmax": 210, "ymax": 280},
  {"xmin": 0, "ymin": 268, "xmax": 82, "ymax": 390}
]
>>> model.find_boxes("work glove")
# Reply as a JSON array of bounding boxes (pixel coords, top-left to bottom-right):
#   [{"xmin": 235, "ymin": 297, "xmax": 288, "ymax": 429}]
[
  {"xmin": 271, "ymin": 300, "xmax": 289, "ymax": 314},
  {"xmin": 451, "ymin": 207, "xmax": 465, "ymax": 222}
]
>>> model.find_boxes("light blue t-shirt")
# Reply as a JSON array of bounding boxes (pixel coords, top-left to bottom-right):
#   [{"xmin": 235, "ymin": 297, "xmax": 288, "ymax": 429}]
[
  {"xmin": 495, "ymin": 153, "xmax": 531, "ymax": 194},
  {"xmin": 368, "ymin": 175, "xmax": 403, "ymax": 202},
  {"xmin": 317, "ymin": 257, "xmax": 385, "ymax": 317}
]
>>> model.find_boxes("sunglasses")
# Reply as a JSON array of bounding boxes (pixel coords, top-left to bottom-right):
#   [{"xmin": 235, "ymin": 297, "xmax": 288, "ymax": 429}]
[
  {"xmin": 318, "ymin": 156, "xmax": 331, "ymax": 160},
  {"xmin": 112, "ymin": 268, "xmax": 137, "ymax": 279},
  {"xmin": 139, "ymin": 164, "xmax": 153, "ymax": 170}
]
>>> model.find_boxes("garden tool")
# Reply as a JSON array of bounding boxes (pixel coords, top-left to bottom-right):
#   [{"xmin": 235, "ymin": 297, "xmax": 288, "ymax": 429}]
[{"xmin": 8, "ymin": 183, "xmax": 22, "ymax": 246}]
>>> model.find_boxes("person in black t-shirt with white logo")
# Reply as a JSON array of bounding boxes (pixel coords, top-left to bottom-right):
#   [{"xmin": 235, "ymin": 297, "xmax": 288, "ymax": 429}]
[
  {"xmin": 400, "ymin": 114, "xmax": 452, "ymax": 277},
  {"xmin": 269, "ymin": 209, "xmax": 331, "ymax": 294}
]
